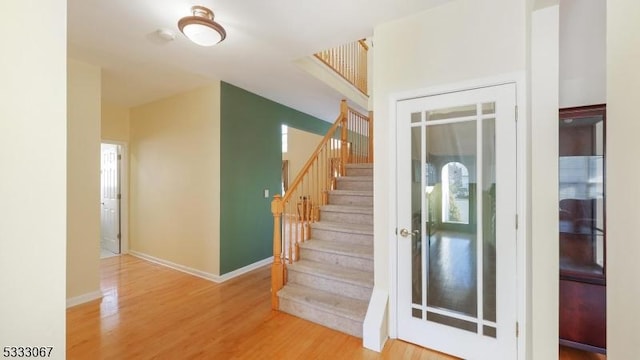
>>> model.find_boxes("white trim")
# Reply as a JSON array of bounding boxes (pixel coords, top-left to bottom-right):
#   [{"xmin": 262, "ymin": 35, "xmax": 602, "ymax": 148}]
[
  {"xmin": 525, "ymin": 6, "xmax": 560, "ymax": 359},
  {"xmin": 390, "ymin": 72, "xmax": 525, "ymax": 103},
  {"xmin": 515, "ymin": 74, "xmax": 529, "ymax": 360},
  {"xmin": 129, "ymin": 250, "xmax": 272, "ymax": 283},
  {"xmin": 387, "ymin": 72, "xmax": 527, "ymax": 357},
  {"xmin": 66, "ymin": 290, "xmax": 102, "ymax": 308},
  {"xmin": 101, "ymin": 139, "xmax": 129, "ymax": 255},
  {"xmin": 387, "ymin": 93, "xmax": 399, "ymax": 340},
  {"xmin": 216, "ymin": 257, "xmax": 273, "ymax": 282},
  {"xmin": 363, "ymin": 287, "xmax": 389, "ymax": 352}
]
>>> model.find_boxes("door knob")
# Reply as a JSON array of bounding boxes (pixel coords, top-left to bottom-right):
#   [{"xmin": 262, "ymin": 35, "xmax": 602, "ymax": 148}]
[{"xmin": 399, "ymin": 228, "xmax": 420, "ymax": 238}]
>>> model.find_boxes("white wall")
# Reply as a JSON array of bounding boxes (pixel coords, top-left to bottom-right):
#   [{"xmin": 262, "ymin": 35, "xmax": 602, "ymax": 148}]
[
  {"xmin": 67, "ymin": 59, "xmax": 102, "ymax": 303},
  {"xmin": 559, "ymin": 0, "xmax": 606, "ymax": 108},
  {"xmin": 0, "ymin": 0, "xmax": 67, "ymax": 357},
  {"xmin": 372, "ymin": 0, "xmax": 528, "ymax": 352},
  {"xmin": 295, "ymin": 57, "xmax": 369, "ymax": 111},
  {"xmin": 529, "ymin": 5, "xmax": 560, "ymax": 359},
  {"xmin": 606, "ymin": 1, "xmax": 640, "ymax": 358}
]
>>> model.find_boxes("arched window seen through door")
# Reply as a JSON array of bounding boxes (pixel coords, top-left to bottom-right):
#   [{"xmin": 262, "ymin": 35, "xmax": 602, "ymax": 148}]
[{"xmin": 441, "ymin": 162, "xmax": 469, "ymax": 224}]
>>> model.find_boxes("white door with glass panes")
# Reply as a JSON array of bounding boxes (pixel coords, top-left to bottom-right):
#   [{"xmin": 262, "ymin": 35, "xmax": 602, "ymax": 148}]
[{"xmin": 396, "ymin": 83, "xmax": 518, "ymax": 359}]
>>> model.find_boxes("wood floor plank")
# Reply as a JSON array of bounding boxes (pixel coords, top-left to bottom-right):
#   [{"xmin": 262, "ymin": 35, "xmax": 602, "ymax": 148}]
[
  {"xmin": 67, "ymin": 255, "xmax": 602, "ymax": 359},
  {"xmin": 67, "ymin": 255, "xmax": 456, "ymax": 359}
]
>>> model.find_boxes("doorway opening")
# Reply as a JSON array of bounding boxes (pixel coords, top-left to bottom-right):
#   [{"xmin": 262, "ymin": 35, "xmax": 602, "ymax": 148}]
[
  {"xmin": 100, "ymin": 143, "xmax": 122, "ymax": 258},
  {"xmin": 281, "ymin": 124, "xmax": 324, "ymax": 195}
]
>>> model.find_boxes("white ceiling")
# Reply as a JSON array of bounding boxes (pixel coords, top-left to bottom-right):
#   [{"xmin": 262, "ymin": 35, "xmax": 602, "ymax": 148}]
[{"xmin": 68, "ymin": 0, "xmax": 450, "ymax": 121}]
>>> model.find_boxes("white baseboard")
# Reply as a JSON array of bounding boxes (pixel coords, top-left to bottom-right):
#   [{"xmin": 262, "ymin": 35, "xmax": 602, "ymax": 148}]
[
  {"xmin": 217, "ymin": 257, "xmax": 273, "ymax": 282},
  {"xmin": 129, "ymin": 250, "xmax": 272, "ymax": 283},
  {"xmin": 66, "ymin": 290, "xmax": 103, "ymax": 308},
  {"xmin": 363, "ymin": 287, "xmax": 389, "ymax": 352}
]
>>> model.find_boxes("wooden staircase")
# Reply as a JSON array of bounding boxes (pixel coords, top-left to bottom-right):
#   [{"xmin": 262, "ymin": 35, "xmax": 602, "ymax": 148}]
[
  {"xmin": 277, "ymin": 163, "xmax": 373, "ymax": 337},
  {"xmin": 269, "ymin": 100, "xmax": 372, "ymax": 339}
]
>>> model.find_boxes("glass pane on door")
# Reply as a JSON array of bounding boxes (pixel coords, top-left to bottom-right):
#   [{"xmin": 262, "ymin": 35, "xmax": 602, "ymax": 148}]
[
  {"xmin": 410, "ymin": 123, "xmax": 423, "ymax": 312},
  {"xmin": 410, "ymin": 104, "xmax": 497, "ymax": 336},
  {"xmin": 482, "ymin": 115, "xmax": 497, "ymax": 337}
]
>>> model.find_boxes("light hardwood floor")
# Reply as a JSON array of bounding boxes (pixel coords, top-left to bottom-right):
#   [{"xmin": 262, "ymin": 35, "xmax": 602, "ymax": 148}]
[
  {"xmin": 67, "ymin": 255, "xmax": 457, "ymax": 359},
  {"xmin": 67, "ymin": 255, "xmax": 603, "ymax": 359}
]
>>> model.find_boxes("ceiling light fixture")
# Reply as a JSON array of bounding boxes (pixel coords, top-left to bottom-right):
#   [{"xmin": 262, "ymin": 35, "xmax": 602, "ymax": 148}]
[{"xmin": 178, "ymin": 5, "xmax": 226, "ymax": 47}]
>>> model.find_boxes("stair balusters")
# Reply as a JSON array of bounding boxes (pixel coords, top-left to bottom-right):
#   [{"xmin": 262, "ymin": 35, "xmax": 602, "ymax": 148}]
[{"xmin": 270, "ymin": 100, "xmax": 373, "ymax": 310}]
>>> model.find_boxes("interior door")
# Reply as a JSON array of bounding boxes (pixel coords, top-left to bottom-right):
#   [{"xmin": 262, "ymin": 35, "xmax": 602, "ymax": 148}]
[
  {"xmin": 101, "ymin": 143, "xmax": 121, "ymax": 254},
  {"xmin": 396, "ymin": 84, "xmax": 517, "ymax": 359}
]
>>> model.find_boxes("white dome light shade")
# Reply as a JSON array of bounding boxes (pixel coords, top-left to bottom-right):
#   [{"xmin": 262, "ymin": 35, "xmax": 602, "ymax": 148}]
[
  {"xmin": 182, "ymin": 23, "xmax": 223, "ymax": 46},
  {"xmin": 178, "ymin": 6, "xmax": 226, "ymax": 47}
]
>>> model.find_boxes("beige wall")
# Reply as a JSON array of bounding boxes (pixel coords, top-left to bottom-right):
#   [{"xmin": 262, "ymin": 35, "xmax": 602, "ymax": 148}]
[
  {"xmin": 130, "ymin": 84, "xmax": 221, "ymax": 275},
  {"xmin": 102, "ymin": 102, "xmax": 130, "ymax": 142},
  {"xmin": 607, "ymin": 1, "xmax": 640, "ymax": 358},
  {"xmin": 283, "ymin": 126, "xmax": 323, "ymax": 182},
  {"xmin": 67, "ymin": 59, "xmax": 102, "ymax": 301},
  {"xmin": 0, "ymin": 0, "xmax": 67, "ymax": 354}
]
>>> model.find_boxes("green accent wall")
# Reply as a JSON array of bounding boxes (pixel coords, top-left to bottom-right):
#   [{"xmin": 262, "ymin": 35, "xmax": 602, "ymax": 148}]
[{"xmin": 220, "ymin": 82, "xmax": 331, "ymax": 274}]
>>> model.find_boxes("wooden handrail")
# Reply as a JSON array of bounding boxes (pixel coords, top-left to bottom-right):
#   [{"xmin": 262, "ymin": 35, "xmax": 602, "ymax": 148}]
[
  {"xmin": 282, "ymin": 109, "xmax": 343, "ymax": 205},
  {"xmin": 314, "ymin": 39, "xmax": 369, "ymax": 96},
  {"xmin": 358, "ymin": 39, "xmax": 369, "ymax": 51},
  {"xmin": 270, "ymin": 100, "xmax": 373, "ymax": 309}
]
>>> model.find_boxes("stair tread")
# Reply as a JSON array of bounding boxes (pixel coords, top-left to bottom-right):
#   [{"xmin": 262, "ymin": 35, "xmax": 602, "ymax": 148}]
[
  {"xmin": 278, "ymin": 283, "xmax": 369, "ymax": 321},
  {"xmin": 328, "ymin": 189, "xmax": 373, "ymax": 196},
  {"xmin": 345, "ymin": 163, "xmax": 373, "ymax": 169},
  {"xmin": 300, "ymin": 239, "xmax": 373, "ymax": 259},
  {"xmin": 311, "ymin": 221, "xmax": 373, "ymax": 234},
  {"xmin": 320, "ymin": 204, "xmax": 373, "ymax": 215},
  {"xmin": 289, "ymin": 260, "xmax": 373, "ymax": 287},
  {"xmin": 337, "ymin": 176, "xmax": 373, "ymax": 182}
]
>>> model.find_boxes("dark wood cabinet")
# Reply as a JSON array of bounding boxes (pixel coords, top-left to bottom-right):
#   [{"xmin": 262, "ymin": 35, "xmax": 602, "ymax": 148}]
[{"xmin": 558, "ymin": 104, "xmax": 606, "ymax": 354}]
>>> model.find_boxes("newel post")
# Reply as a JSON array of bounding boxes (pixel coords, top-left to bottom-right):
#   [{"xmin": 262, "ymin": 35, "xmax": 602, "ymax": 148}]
[
  {"xmin": 271, "ymin": 194, "xmax": 284, "ymax": 310},
  {"xmin": 340, "ymin": 100, "xmax": 349, "ymax": 175}
]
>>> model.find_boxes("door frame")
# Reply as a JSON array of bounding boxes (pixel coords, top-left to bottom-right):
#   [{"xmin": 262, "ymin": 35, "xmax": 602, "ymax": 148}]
[
  {"xmin": 101, "ymin": 140, "xmax": 129, "ymax": 254},
  {"xmin": 387, "ymin": 73, "xmax": 527, "ymax": 359}
]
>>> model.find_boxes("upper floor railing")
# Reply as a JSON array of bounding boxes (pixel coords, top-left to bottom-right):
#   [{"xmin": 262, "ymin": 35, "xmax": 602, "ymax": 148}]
[{"xmin": 314, "ymin": 39, "xmax": 369, "ymax": 96}]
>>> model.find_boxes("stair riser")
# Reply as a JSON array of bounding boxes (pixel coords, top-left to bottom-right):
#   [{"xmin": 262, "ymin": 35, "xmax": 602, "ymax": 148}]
[
  {"xmin": 328, "ymin": 194, "xmax": 373, "ymax": 206},
  {"xmin": 278, "ymin": 297, "xmax": 363, "ymax": 338},
  {"xmin": 311, "ymin": 228, "xmax": 373, "ymax": 246},
  {"xmin": 320, "ymin": 210, "xmax": 373, "ymax": 225},
  {"xmin": 300, "ymin": 247, "xmax": 374, "ymax": 272},
  {"xmin": 345, "ymin": 168, "xmax": 373, "ymax": 177},
  {"xmin": 336, "ymin": 179, "xmax": 373, "ymax": 191},
  {"xmin": 287, "ymin": 271, "xmax": 372, "ymax": 301}
]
